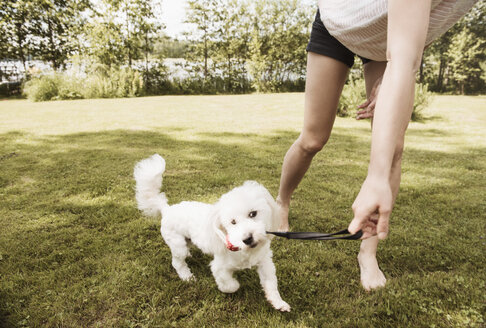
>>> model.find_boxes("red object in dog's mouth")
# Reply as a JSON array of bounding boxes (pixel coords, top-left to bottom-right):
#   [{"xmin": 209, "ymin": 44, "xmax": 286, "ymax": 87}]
[{"xmin": 225, "ymin": 235, "xmax": 239, "ymax": 252}]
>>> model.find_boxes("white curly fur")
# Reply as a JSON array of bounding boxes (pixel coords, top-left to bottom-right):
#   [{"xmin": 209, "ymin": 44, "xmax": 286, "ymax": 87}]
[{"xmin": 134, "ymin": 154, "xmax": 290, "ymax": 312}]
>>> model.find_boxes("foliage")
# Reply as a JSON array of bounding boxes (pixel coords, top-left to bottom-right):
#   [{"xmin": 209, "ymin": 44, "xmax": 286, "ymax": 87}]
[
  {"xmin": 0, "ymin": 0, "xmax": 37, "ymax": 69},
  {"xmin": 183, "ymin": 0, "xmax": 312, "ymax": 94},
  {"xmin": 23, "ymin": 65, "xmax": 144, "ymax": 101},
  {"xmin": 141, "ymin": 62, "xmax": 173, "ymax": 95},
  {"xmin": 412, "ymin": 83, "xmax": 433, "ymax": 121},
  {"xmin": 337, "ymin": 78, "xmax": 366, "ymax": 117},
  {"xmin": 83, "ymin": 0, "xmax": 162, "ymax": 68},
  {"xmin": 184, "ymin": 0, "xmax": 219, "ymax": 85},
  {"xmin": 184, "ymin": 0, "xmax": 252, "ymax": 93},
  {"xmin": 421, "ymin": 0, "xmax": 485, "ymax": 94},
  {"xmin": 248, "ymin": 0, "xmax": 313, "ymax": 92},
  {"xmin": 0, "ymin": 82, "xmax": 22, "ymax": 97},
  {"xmin": 84, "ymin": 19, "xmax": 126, "ymax": 67},
  {"xmin": 153, "ymin": 36, "xmax": 190, "ymax": 59},
  {"xmin": 0, "ymin": 0, "xmax": 91, "ymax": 70},
  {"xmin": 3, "ymin": 0, "xmax": 485, "ymax": 98},
  {"xmin": 84, "ymin": 65, "xmax": 144, "ymax": 98},
  {"xmin": 337, "ymin": 78, "xmax": 432, "ymax": 122},
  {"xmin": 445, "ymin": 29, "xmax": 484, "ymax": 94},
  {"xmin": 34, "ymin": 0, "xmax": 92, "ymax": 69},
  {"xmin": 23, "ymin": 73, "xmax": 83, "ymax": 101}
]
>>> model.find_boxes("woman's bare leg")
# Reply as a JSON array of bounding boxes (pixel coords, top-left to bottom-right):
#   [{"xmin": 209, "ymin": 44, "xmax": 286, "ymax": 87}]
[
  {"xmin": 359, "ymin": 60, "xmax": 388, "ymax": 291},
  {"xmin": 277, "ymin": 52, "xmax": 349, "ymax": 231}
]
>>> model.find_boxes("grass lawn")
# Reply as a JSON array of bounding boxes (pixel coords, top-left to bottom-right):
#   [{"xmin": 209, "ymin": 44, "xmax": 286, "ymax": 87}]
[{"xmin": 0, "ymin": 94, "xmax": 485, "ymax": 327}]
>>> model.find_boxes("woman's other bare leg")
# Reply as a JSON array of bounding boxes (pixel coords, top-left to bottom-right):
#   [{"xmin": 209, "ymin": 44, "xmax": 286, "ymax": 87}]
[{"xmin": 277, "ymin": 52, "xmax": 349, "ymax": 231}]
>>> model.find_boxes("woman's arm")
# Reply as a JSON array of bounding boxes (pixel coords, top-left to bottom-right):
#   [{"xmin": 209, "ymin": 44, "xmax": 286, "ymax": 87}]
[{"xmin": 348, "ymin": 0, "xmax": 432, "ymax": 239}]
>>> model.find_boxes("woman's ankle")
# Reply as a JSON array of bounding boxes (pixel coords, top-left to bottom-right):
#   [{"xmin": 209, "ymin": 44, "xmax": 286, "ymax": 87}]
[{"xmin": 276, "ymin": 195, "xmax": 289, "ymax": 209}]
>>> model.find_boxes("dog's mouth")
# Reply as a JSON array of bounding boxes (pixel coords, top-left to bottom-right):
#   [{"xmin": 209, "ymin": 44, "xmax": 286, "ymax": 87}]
[{"xmin": 249, "ymin": 242, "xmax": 258, "ymax": 248}]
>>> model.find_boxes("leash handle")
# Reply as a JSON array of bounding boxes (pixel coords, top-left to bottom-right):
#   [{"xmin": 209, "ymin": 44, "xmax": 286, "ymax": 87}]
[{"xmin": 266, "ymin": 229, "xmax": 363, "ymax": 240}]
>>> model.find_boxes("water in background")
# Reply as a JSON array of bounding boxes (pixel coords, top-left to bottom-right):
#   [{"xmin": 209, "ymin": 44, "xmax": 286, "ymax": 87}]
[{"xmin": 0, "ymin": 58, "xmax": 189, "ymax": 84}]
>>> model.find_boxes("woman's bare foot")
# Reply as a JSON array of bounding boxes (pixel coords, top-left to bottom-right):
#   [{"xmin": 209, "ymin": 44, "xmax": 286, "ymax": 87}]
[
  {"xmin": 276, "ymin": 196, "xmax": 289, "ymax": 232},
  {"xmin": 357, "ymin": 227, "xmax": 386, "ymax": 291},
  {"xmin": 358, "ymin": 251, "xmax": 386, "ymax": 291}
]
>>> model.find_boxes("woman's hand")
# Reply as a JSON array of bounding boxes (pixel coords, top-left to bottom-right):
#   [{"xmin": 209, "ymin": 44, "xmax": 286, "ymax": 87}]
[
  {"xmin": 356, "ymin": 76, "xmax": 382, "ymax": 120},
  {"xmin": 348, "ymin": 176, "xmax": 393, "ymax": 239}
]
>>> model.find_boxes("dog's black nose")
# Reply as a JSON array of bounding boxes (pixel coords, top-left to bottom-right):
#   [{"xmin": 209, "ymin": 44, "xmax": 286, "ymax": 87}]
[{"xmin": 243, "ymin": 235, "xmax": 254, "ymax": 245}]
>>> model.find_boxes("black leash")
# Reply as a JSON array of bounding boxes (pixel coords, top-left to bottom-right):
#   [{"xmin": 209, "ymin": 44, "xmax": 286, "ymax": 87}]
[{"xmin": 267, "ymin": 229, "xmax": 363, "ymax": 240}]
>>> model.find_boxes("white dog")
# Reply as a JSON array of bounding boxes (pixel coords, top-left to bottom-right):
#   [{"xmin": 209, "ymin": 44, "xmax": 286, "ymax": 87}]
[{"xmin": 134, "ymin": 154, "xmax": 290, "ymax": 312}]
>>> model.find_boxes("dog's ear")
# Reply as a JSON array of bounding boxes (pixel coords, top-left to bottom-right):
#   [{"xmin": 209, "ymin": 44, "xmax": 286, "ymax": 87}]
[{"xmin": 210, "ymin": 205, "xmax": 226, "ymax": 244}]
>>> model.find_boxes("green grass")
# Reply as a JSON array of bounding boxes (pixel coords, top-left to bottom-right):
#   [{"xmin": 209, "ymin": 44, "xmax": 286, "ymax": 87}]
[{"xmin": 0, "ymin": 94, "xmax": 485, "ymax": 327}]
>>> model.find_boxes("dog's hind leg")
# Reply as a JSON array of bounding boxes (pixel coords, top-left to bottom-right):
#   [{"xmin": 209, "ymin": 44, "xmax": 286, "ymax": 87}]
[
  {"xmin": 210, "ymin": 258, "xmax": 240, "ymax": 293},
  {"xmin": 162, "ymin": 230, "xmax": 194, "ymax": 281}
]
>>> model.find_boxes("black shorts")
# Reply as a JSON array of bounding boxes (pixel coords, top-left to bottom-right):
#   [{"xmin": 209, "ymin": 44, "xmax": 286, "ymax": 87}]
[{"xmin": 306, "ymin": 9, "xmax": 372, "ymax": 68}]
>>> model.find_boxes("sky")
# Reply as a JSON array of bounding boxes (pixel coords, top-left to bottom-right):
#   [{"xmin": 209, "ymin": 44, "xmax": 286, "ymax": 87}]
[{"xmin": 161, "ymin": 0, "xmax": 188, "ymax": 38}]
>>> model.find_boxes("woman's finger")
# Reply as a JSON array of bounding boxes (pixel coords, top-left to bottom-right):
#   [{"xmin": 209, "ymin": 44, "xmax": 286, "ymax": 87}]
[
  {"xmin": 357, "ymin": 108, "xmax": 375, "ymax": 119},
  {"xmin": 357, "ymin": 99, "xmax": 371, "ymax": 109},
  {"xmin": 369, "ymin": 99, "xmax": 377, "ymax": 110},
  {"xmin": 377, "ymin": 210, "xmax": 390, "ymax": 240}
]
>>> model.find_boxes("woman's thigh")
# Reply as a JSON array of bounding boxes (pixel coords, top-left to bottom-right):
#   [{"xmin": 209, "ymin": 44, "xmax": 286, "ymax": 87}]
[
  {"xmin": 301, "ymin": 52, "xmax": 349, "ymax": 148},
  {"xmin": 363, "ymin": 61, "xmax": 387, "ymax": 98}
]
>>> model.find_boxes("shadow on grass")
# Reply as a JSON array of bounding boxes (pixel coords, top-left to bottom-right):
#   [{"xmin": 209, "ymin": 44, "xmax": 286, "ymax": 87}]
[{"xmin": 0, "ymin": 128, "xmax": 485, "ymax": 326}]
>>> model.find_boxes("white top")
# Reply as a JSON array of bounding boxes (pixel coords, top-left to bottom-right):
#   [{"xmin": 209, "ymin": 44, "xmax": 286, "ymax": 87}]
[{"xmin": 318, "ymin": 0, "xmax": 478, "ymax": 61}]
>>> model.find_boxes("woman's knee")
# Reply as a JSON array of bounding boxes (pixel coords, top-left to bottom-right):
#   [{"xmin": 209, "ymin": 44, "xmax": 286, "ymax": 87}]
[{"xmin": 296, "ymin": 133, "xmax": 330, "ymax": 155}]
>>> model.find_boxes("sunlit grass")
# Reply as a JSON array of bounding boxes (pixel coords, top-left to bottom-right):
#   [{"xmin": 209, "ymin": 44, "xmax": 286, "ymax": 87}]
[{"xmin": 0, "ymin": 94, "xmax": 485, "ymax": 327}]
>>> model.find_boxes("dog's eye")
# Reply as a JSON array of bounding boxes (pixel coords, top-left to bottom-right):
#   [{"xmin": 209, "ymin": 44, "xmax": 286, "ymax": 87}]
[
  {"xmin": 231, "ymin": 219, "xmax": 236, "ymax": 225},
  {"xmin": 249, "ymin": 211, "xmax": 257, "ymax": 218}
]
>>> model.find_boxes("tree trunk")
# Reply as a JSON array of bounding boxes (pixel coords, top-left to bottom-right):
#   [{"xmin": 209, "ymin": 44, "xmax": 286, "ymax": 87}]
[
  {"xmin": 48, "ymin": 18, "xmax": 58, "ymax": 70},
  {"xmin": 227, "ymin": 53, "xmax": 231, "ymax": 92},
  {"xmin": 204, "ymin": 36, "xmax": 208, "ymax": 80},
  {"xmin": 438, "ymin": 57, "xmax": 445, "ymax": 92},
  {"xmin": 419, "ymin": 56, "xmax": 424, "ymax": 83},
  {"xmin": 15, "ymin": 24, "xmax": 26, "ymax": 72},
  {"xmin": 145, "ymin": 31, "xmax": 149, "ymax": 73},
  {"xmin": 126, "ymin": 9, "xmax": 132, "ymax": 67}
]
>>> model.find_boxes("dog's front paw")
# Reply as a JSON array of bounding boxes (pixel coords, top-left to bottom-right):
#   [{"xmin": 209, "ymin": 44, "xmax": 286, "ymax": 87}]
[
  {"xmin": 178, "ymin": 270, "xmax": 195, "ymax": 282},
  {"xmin": 272, "ymin": 299, "xmax": 291, "ymax": 312},
  {"xmin": 217, "ymin": 279, "xmax": 240, "ymax": 293}
]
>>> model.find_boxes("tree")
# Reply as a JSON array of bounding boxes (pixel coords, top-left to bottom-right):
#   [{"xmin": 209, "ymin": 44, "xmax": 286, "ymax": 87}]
[
  {"xmin": 421, "ymin": 0, "xmax": 485, "ymax": 94},
  {"xmin": 0, "ymin": 0, "xmax": 36, "ymax": 70},
  {"xmin": 34, "ymin": 0, "xmax": 91, "ymax": 70},
  {"xmin": 85, "ymin": 19, "xmax": 126, "ymax": 67},
  {"xmin": 184, "ymin": 0, "xmax": 219, "ymax": 84},
  {"xmin": 247, "ymin": 0, "xmax": 312, "ymax": 92},
  {"xmin": 446, "ymin": 28, "xmax": 483, "ymax": 94},
  {"xmin": 113, "ymin": 0, "xmax": 162, "ymax": 67},
  {"xmin": 84, "ymin": 0, "xmax": 162, "ymax": 68},
  {"xmin": 211, "ymin": 0, "xmax": 251, "ymax": 92},
  {"xmin": 153, "ymin": 35, "xmax": 189, "ymax": 59}
]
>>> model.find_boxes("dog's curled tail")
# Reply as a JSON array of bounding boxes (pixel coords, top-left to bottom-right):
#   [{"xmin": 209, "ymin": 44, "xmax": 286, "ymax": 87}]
[{"xmin": 134, "ymin": 154, "xmax": 169, "ymax": 217}]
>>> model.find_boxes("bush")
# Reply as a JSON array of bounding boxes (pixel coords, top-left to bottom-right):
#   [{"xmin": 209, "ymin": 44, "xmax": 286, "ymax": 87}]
[
  {"xmin": 23, "ymin": 73, "xmax": 83, "ymax": 102},
  {"xmin": 337, "ymin": 78, "xmax": 366, "ymax": 117},
  {"xmin": 23, "ymin": 75, "xmax": 57, "ymax": 101},
  {"xmin": 412, "ymin": 83, "xmax": 433, "ymax": 121},
  {"xmin": 83, "ymin": 65, "xmax": 143, "ymax": 99},
  {"xmin": 23, "ymin": 66, "xmax": 144, "ymax": 101},
  {"xmin": 142, "ymin": 63, "xmax": 172, "ymax": 95},
  {"xmin": 337, "ymin": 78, "xmax": 432, "ymax": 121},
  {"xmin": 0, "ymin": 81, "xmax": 22, "ymax": 97}
]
